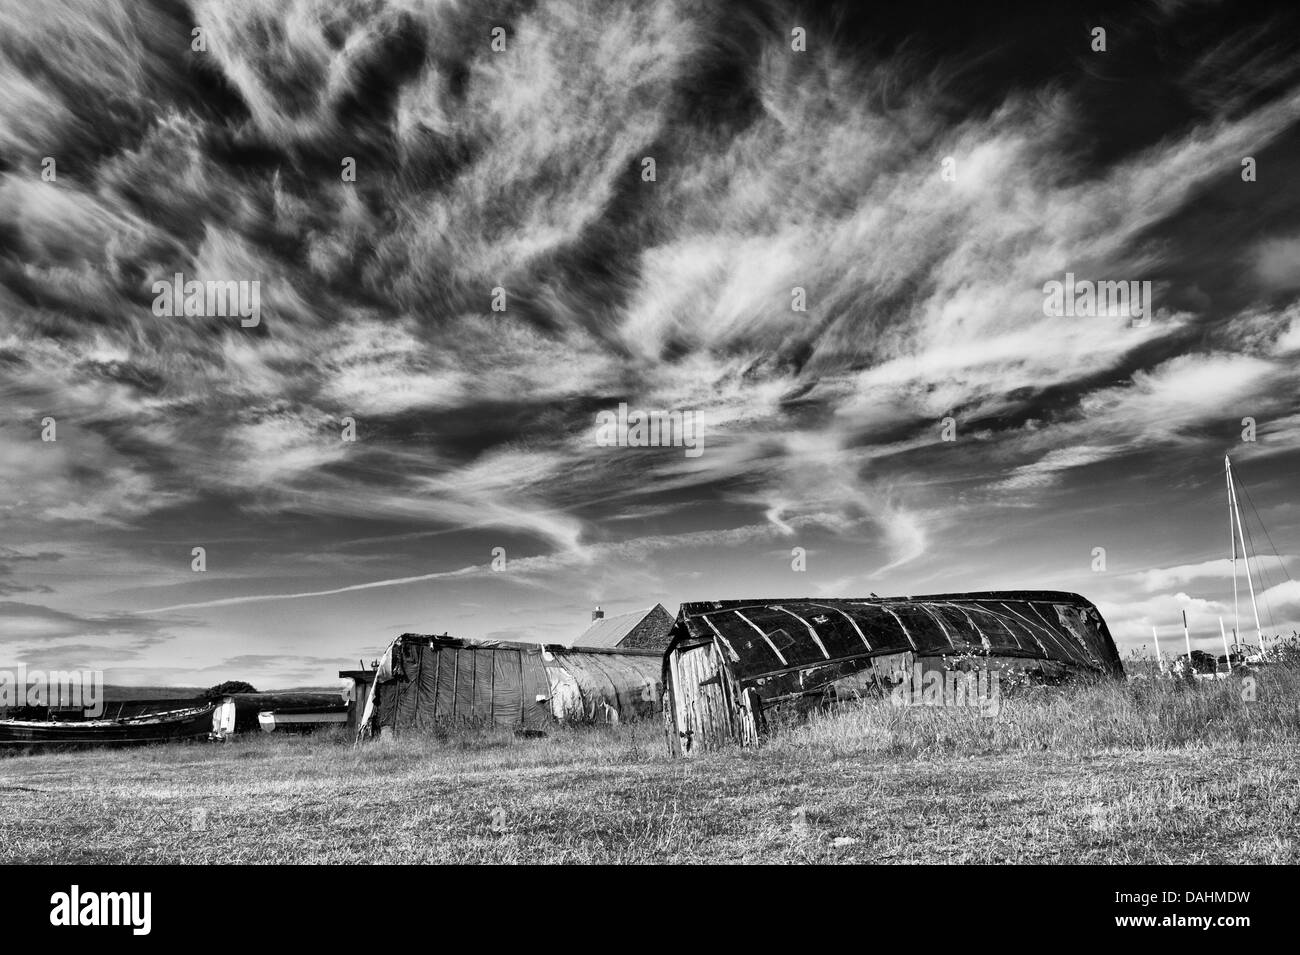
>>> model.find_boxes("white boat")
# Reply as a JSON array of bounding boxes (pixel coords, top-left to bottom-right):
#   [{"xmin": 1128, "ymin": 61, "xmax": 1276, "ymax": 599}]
[{"xmin": 257, "ymin": 707, "xmax": 348, "ymax": 733}]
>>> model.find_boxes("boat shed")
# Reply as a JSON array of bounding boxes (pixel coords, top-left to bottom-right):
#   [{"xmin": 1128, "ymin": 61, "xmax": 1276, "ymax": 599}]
[
  {"xmin": 662, "ymin": 590, "xmax": 1124, "ymax": 755},
  {"xmin": 359, "ymin": 633, "xmax": 662, "ymax": 738}
]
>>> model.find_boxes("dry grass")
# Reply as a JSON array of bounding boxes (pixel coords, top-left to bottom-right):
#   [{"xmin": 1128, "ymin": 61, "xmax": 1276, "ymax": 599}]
[{"xmin": 1, "ymin": 669, "xmax": 1298, "ymax": 864}]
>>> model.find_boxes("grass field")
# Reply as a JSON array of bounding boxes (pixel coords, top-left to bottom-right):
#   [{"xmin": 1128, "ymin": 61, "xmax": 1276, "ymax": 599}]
[{"xmin": 2, "ymin": 668, "xmax": 1299, "ymax": 864}]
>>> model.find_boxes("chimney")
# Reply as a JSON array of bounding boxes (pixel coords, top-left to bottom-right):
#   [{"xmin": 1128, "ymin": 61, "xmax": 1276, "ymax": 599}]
[{"xmin": 592, "ymin": 605, "xmax": 604, "ymax": 622}]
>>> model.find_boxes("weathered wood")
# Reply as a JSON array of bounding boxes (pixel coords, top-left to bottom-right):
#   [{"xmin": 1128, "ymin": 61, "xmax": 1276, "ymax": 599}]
[
  {"xmin": 451, "ymin": 648, "xmax": 459, "ymax": 721},
  {"xmin": 665, "ymin": 630, "xmax": 772, "ymax": 754},
  {"xmin": 675, "ymin": 638, "xmax": 732, "ymax": 755},
  {"xmin": 662, "ymin": 692, "xmax": 680, "ymax": 757}
]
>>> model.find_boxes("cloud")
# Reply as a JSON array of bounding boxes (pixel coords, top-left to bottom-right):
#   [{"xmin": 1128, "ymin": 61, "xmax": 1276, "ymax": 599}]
[
  {"xmin": 0, "ymin": 600, "xmax": 176, "ymax": 668},
  {"xmin": 5, "ymin": 0, "xmax": 1298, "ymax": 550},
  {"xmin": 997, "ymin": 446, "xmax": 1118, "ymax": 490},
  {"xmin": 0, "ymin": 546, "xmax": 63, "ymax": 596},
  {"xmin": 2, "ymin": 0, "xmax": 1299, "ymax": 682},
  {"xmin": 1251, "ymin": 235, "xmax": 1300, "ymax": 292},
  {"xmin": 1257, "ymin": 579, "xmax": 1300, "ymax": 624},
  {"xmin": 1125, "ymin": 556, "xmax": 1297, "ymax": 592},
  {"xmin": 136, "ymin": 564, "xmax": 483, "ymax": 614},
  {"xmin": 135, "ymin": 521, "xmax": 785, "ymax": 613}
]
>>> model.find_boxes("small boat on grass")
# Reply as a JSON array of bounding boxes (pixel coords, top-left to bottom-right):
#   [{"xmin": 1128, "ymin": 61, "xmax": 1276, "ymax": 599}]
[
  {"xmin": 211, "ymin": 691, "xmax": 349, "ymax": 738},
  {"xmin": 256, "ymin": 703, "xmax": 349, "ymax": 734},
  {"xmin": 0, "ymin": 703, "xmax": 216, "ymax": 748}
]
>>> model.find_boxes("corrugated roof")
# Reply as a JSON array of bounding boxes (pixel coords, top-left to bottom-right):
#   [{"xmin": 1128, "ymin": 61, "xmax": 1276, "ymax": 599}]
[{"xmin": 571, "ymin": 606, "xmax": 661, "ymax": 648}]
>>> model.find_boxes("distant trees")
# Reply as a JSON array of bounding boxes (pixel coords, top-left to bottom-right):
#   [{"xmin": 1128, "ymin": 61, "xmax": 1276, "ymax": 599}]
[{"xmin": 204, "ymin": 680, "xmax": 258, "ymax": 699}]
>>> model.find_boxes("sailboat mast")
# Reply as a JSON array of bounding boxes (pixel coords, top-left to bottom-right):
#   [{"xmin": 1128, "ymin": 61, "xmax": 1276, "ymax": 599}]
[
  {"xmin": 1226, "ymin": 455, "xmax": 1239, "ymax": 639},
  {"xmin": 1226, "ymin": 456, "xmax": 1265, "ymax": 650}
]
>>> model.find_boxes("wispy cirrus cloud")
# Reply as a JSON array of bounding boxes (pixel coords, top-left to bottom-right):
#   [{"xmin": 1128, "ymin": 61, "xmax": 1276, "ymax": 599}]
[{"xmin": 2, "ymin": 0, "xmax": 1299, "ymax": 681}]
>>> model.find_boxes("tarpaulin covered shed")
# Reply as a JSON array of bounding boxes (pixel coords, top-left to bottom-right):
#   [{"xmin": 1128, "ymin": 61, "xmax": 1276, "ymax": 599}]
[
  {"xmin": 662, "ymin": 591, "xmax": 1123, "ymax": 754},
  {"xmin": 359, "ymin": 633, "xmax": 662, "ymax": 737}
]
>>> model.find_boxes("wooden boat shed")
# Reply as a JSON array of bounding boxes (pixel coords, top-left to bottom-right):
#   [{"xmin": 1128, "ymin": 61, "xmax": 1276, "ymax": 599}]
[
  {"xmin": 358, "ymin": 633, "xmax": 663, "ymax": 738},
  {"xmin": 662, "ymin": 590, "xmax": 1124, "ymax": 755}
]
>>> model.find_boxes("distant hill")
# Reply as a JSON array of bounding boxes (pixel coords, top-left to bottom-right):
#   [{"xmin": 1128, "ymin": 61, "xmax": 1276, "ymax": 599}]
[
  {"xmin": 48, "ymin": 685, "xmax": 346, "ymax": 702},
  {"xmin": 102, "ymin": 685, "xmax": 346, "ymax": 700},
  {"xmin": 272, "ymin": 686, "xmax": 350, "ymax": 694},
  {"xmin": 100, "ymin": 685, "xmax": 205, "ymax": 701}
]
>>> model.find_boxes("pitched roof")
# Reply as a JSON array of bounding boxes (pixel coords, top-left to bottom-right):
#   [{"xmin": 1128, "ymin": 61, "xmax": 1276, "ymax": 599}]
[{"xmin": 571, "ymin": 605, "xmax": 668, "ymax": 649}]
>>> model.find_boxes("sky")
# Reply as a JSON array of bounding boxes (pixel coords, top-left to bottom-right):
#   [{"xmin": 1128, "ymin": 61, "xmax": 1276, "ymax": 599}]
[{"xmin": 2, "ymin": 0, "xmax": 1299, "ymax": 688}]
